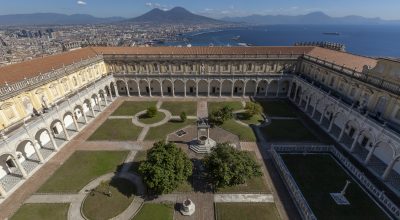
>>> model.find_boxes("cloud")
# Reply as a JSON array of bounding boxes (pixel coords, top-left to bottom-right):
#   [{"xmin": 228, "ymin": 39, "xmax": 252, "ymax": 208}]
[
  {"xmin": 145, "ymin": 2, "xmax": 169, "ymax": 11},
  {"xmin": 77, "ymin": 0, "xmax": 87, "ymax": 5}
]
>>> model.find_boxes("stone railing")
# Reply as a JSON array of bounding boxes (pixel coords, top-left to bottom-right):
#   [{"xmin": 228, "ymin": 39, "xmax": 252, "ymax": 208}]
[
  {"xmin": 0, "ymin": 55, "xmax": 103, "ymax": 100},
  {"xmin": 103, "ymin": 53, "xmax": 302, "ymax": 61},
  {"xmin": 270, "ymin": 147, "xmax": 317, "ymax": 220},
  {"xmin": 302, "ymin": 55, "xmax": 400, "ymax": 96},
  {"xmin": 295, "ymin": 75, "xmax": 400, "ymax": 147},
  {"xmin": 272, "ymin": 144, "xmax": 400, "ymax": 219}
]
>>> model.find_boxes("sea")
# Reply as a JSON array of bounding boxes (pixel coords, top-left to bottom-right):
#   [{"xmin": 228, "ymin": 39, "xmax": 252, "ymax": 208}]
[{"xmin": 166, "ymin": 25, "xmax": 400, "ymax": 57}]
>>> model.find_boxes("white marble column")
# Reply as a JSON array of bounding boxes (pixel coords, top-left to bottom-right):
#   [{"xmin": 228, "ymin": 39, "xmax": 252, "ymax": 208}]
[
  {"xmin": 350, "ymin": 132, "xmax": 361, "ymax": 152},
  {"xmin": 126, "ymin": 82, "xmax": 131, "ymax": 96},
  {"xmin": 364, "ymin": 144, "xmax": 377, "ymax": 165},
  {"xmin": 382, "ymin": 159, "xmax": 397, "ymax": 180},
  {"xmin": 14, "ymin": 158, "xmax": 28, "ymax": 178},
  {"xmin": 72, "ymin": 112, "xmax": 80, "ymax": 131},
  {"xmin": 33, "ymin": 140, "xmax": 45, "ymax": 163},
  {"xmin": 61, "ymin": 121, "xmax": 70, "ymax": 141}
]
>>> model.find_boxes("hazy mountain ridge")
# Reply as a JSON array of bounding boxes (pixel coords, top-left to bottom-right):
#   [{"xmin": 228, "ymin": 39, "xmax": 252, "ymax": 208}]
[
  {"xmin": 125, "ymin": 7, "xmax": 225, "ymax": 24},
  {"xmin": 222, "ymin": 12, "xmax": 400, "ymax": 25},
  {"xmin": 0, "ymin": 13, "xmax": 125, "ymax": 26}
]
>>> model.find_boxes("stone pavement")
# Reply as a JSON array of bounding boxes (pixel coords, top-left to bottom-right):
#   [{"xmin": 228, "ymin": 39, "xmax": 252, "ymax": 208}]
[
  {"xmin": 197, "ymin": 100, "xmax": 208, "ymax": 118},
  {"xmin": 214, "ymin": 194, "xmax": 274, "ymax": 203}
]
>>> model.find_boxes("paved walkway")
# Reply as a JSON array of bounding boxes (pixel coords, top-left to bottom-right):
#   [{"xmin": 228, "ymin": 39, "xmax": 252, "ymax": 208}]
[
  {"xmin": 197, "ymin": 100, "xmax": 208, "ymax": 118},
  {"xmin": 214, "ymin": 194, "xmax": 274, "ymax": 203}
]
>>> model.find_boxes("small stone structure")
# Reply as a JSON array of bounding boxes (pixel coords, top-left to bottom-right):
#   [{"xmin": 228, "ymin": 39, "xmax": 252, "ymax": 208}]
[
  {"xmin": 330, "ymin": 180, "xmax": 351, "ymax": 205},
  {"xmin": 180, "ymin": 199, "xmax": 195, "ymax": 216},
  {"xmin": 189, "ymin": 118, "xmax": 216, "ymax": 153}
]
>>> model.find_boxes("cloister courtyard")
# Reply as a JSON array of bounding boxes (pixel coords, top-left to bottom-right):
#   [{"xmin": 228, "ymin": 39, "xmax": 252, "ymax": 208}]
[{"xmin": 2, "ymin": 96, "xmax": 397, "ymax": 220}]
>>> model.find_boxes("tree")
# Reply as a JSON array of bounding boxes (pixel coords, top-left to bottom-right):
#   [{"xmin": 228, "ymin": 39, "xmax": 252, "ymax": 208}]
[
  {"xmin": 209, "ymin": 105, "xmax": 234, "ymax": 126},
  {"xmin": 146, "ymin": 106, "xmax": 157, "ymax": 118},
  {"xmin": 139, "ymin": 141, "xmax": 193, "ymax": 194},
  {"xmin": 180, "ymin": 111, "xmax": 187, "ymax": 122},
  {"xmin": 245, "ymin": 102, "xmax": 262, "ymax": 117},
  {"xmin": 203, "ymin": 143, "xmax": 262, "ymax": 189}
]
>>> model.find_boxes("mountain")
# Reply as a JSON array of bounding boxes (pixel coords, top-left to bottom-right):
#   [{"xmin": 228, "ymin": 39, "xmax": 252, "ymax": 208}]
[
  {"xmin": 125, "ymin": 7, "xmax": 225, "ymax": 24},
  {"xmin": 222, "ymin": 12, "xmax": 400, "ymax": 25},
  {"xmin": 0, "ymin": 13, "xmax": 125, "ymax": 26}
]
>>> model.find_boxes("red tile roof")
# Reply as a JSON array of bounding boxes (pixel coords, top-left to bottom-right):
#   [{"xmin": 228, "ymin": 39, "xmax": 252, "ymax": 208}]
[{"xmin": 0, "ymin": 46, "xmax": 377, "ymax": 86}]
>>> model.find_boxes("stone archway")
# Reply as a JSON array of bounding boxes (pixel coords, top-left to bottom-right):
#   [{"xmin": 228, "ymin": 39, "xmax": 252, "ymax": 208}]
[
  {"xmin": 35, "ymin": 128, "xmax": 57, "ymax": 153},
  {"xmin": 198, "ymin": 80, "xmax": 208, "ymax": 96},
  {"xmin": 256, "ymin": 80, "xmax": 268, "ymax": 96},
  {"xmin": 221, "ymin": 80, "xmax": 233, "ymax": 96},
  {"xmin": 267, "ymin": 80, "xmax": 278, "ymax": 97},
  {"xmin": 186, "ymin": 80, "xmax": 196, "ymax": 96},
  {"xmin": 174, "ymin": 80, "xmax": 185, "ymax": 96},
  {"xmin": 209, "ymin": 80, "xmax": 220, "ymax": 97},
  {"xmin": 150, "ymin": 80, "xmax": 161, "ymax": 96},
  {"xmin": 279, "ymin": 80, "xmax": 290, "ymax": 97},
  {"xmin": 139, "ymin": 80, "xmax": 150, "ymax": 96},
  {"xmin": 245, "ymin": 80, "xmax": 257, "ymax": 96},
  {"xmin": 162, "ymin": 80, "xmax": 173, "ymax": 96},
  {"xmin": 127, "ymin": 80, "xmax": 139, "ymax": 96},
  {"xmin": 233, "ymin": 80, "xmax": 244, "ymax": 96},
  {"xmin": 116, "ymin": 80, "xmax": 127, "ymax": 96}
]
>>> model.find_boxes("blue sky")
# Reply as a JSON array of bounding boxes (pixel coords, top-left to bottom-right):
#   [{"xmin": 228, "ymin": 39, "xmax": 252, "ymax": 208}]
[{"xmin": 0, "ymin": 0, "xmax": 399, "ymax": 20}]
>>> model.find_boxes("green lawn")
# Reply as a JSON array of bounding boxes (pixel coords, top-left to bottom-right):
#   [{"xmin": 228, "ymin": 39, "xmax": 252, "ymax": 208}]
[
  {"xmin": 38, "ymin": 151, "xmax": 128, "ymax": 193},
  {"xmin": 11, "ymin": 203, "xmax": 69, "ymax": 220},
  {"xmin": 208, "ymin": 101, "xmax": 244, "ymax": 114},
  {"xmin": 133, "ymin": 203, "xmax": 173, "ymax": 220},
  {"xmin": 82, "ymin": 178, "xmax": 136, "ymax": 220},
  {"xmin": 261, "ymin": 119, "xmax": 318, "ymax": 142},
  {"xmin": 256, "ymin": 100, "xmax": 298, "ymax": 117},
  {"xmin": 235, "ymin": 112, "xmax": 264, "ymax": 125},
  {"xmin": 145, "ymin": 119, "xmax": 196, "ymax": 141},
  {"xmin": 138, "ymin": 111, "xmax": 165, "ymax": 124},
  {"xmin": 161, "ymin": 101, "xmax": 197, "ymax": 116},
  {"xmin": 282, "ymin": 154, "xmax": 390, "ymax": 220},
  {"xmin": 88, "ymin": 119, "xmax": 142, "ymax": 141},
  {"xmin": 112, "ymin": 101, "xmax": 157, "ymax": 116},
  {"xmin": 220, "ymin": 119, "xmax": 256, "ymax": 142},
  {"xmin": 215, "ymin": 203, "xmax": 281, "ymax": 220}
]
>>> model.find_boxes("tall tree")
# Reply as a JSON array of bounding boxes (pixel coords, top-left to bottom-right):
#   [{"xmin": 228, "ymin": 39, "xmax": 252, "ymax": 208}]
[
  {"xmin": 203, "ymin": 143, "xmax": 262, "ymax": 189},
  {"xmin": 139, "ymin": 141, "xmax": 193, "ymax": 194}
]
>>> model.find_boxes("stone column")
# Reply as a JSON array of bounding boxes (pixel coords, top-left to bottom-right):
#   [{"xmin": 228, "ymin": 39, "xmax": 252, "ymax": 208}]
[
  {"xmin": 161, "ymin": 84, "xmax": 164, "ymax": 97},
  {"xmin": 82, "ymin": 109, "xmax": 88, "ymax": 124},
  {"xmin": 61, "ymin": 122, "xmax": 70, "ymax": 141},
  {"xmin": 0, "ymin": 183, "xmax": 6, "ymax": 197},
  {"xmin": 184, "ymin": 81, "xmax": 187, "ymax": 97},
  {"xmin": 97, "ymin": 97, "xmax": 103, "ymax": 111},
  {"xmin": 338, "ymin": 126, "xmax": 346, "ymax": 141},
  {"xmin": 382, "ymin": 159, "xmax": 397, "ymax": 180},
  {"xmin": 113, "ymin": 84, "xmax": 119, "ymax": 97},
  {"xmin": 14, "ymin": 158, "xmax": 28, "ymax": 178},
  {"xmin": 364, "ymin": 145, "xmax": 377, "ymax": 165},
  {"xmin": 287, "ymin": 82, "xmax": 293, "ymax": 98},
  {"xmin": 294, "ymin": 85, "xmax": 299, "ymax": 101},
  {"xmin": 242, "ymin": 83, "xmax": 246, "ymax": 97},
  {"xmin": 231, "ymin": 83, "xmax": 234, "ymax": 97},
  {"xmin": 49, "ymin": 132, "xmax": 59, "ymax": 151},
  {"xmin": 148, "ymin": 82, "xmax": 152, "ymax": 97},
  {"xmin": 72, "ymin": 113, "xmax": 80, "ymax": 131},
  {"xmin": 350, "ymin": 131, "xmax": 361, "ymax": 152},
  {"xmin": 276, "ymin": 82, "xmax": 280, "ymax": 97},
  {"xmin": 207, "ymin": 81, "xmax": 210, "ymax": 97},
  {"xmin": 265, "ymin": 83, "xmax": 269, "ymax": 97},
  {"xmin": 104, "ymin": 94, "xmax": 108, "ymax": 105},
  {"xmin": 219, "ymin": 82, "xmax": 222, "ymax": 97},
  {"xmin": 172, "ymin": 82, "xmax": 175, "ymax": 97},
  {"xmin": 305, "ymin": 97, "xmax": 310, "ymax": 111},
  {"xmin": 33, "ymin": 140, "xmax": 45, "ymax": 163},
  {"xmin": 196, "ymin": 82, "xmax": 199, "ymax": 97},
  {"xmin": 90, "ymin": 104, "xmax": 96, "ymax": 117},
  {"xmin": 319, "ymin": 111, "xmax": 325, "ymax": 124},
  {"xmin": 328, "ymin": 118, "xmax": 335, "ymax": 132},
  {"xmin": 311, "ymin": 104, "xmax": 317, "ymax": 118},
  {"xmin": 126, "ymin": 82, "xmax": 131, "ymax": 96}
]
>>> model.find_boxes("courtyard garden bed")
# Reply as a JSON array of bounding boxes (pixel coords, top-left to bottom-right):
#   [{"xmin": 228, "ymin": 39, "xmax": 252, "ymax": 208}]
[
  {"xmin": 145, "ymin": 119, "xmax": 196, "ymax": 141},
  {"xmin": 112, "ymin": 101, "xmax": 157, "ymax": 116},
  {"xmin": 261, "ymin": 119, "xmax": 318, "ymax": 142},
  {"xmin": 138, "ymin": 111, "xmax": 166, "ymax": 124},
  {"xmin": 132, "ymin": 203, "xmax": 174, "ymax": 220},
  {"xmin": 215, "ymin": 203, "xmax": 281, "ymax": 220},
  {"xmin": 281, "ymin": 153, "xmax": 390, "ymax": 220},
  {"xmin": 235, "ymin": 112, "xmax": 264, "ymax": 125},
  {"xmin": 208, "ymin": 101, "xmax": 243, "ymax": 114},
  {"xmin": 256, "ymin": 99, "xmax": 298, "ymax": 117},
  {"xmin": 82, "ymin": 178, "xmax": 136, "ymax": 220},
  {"xmin": 161, "ymin": 101, "xmax": 197, "ymax": 116},
  {"xmin": 88, "ymin": 119, "xmax": 142, "ymax": 141},
  {"xmin": 220, "ymin": 119, "xmax": 256, "ymax": 142},
  {"xmin": 11, "ymin": 203, "xmax": 69, "ymax": 220},
  {"xmin": 38, "ymin": 151, "xmax": 128, "ymax": 193}
]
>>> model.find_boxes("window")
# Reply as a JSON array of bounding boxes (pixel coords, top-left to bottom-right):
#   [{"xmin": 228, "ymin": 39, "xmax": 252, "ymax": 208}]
[
  {"xmin": 1, "ymin": 103, "xmax": 16, "ymax": 120},
  {"xmin": 63, "ymin": 80, "xmax": 69, "ymax": 92},
  {"xmin": 50, "ymin": 84, "xmax": 59, "ymax": 97},
  {"xmin": 73, "ymin": 77, "xmax": 78, "ymax": 87}
]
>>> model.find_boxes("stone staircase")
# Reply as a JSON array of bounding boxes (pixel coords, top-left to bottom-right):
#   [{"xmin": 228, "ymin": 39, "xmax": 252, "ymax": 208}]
[{"xmin": 189, "ymin": 143, "xmax": 211, "ymax": 154}]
